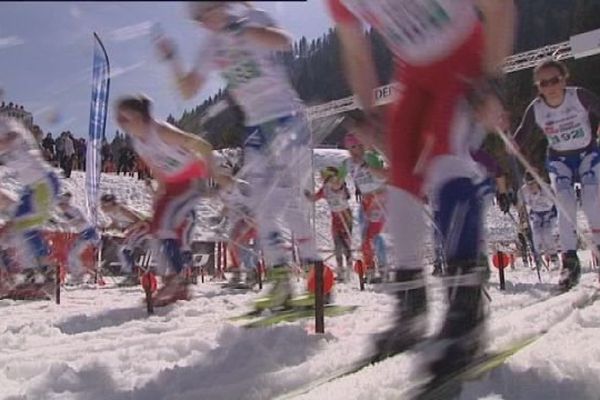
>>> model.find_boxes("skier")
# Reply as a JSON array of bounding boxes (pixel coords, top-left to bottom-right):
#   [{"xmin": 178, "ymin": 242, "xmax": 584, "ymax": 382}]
[
  {"xmin": 327, "ymin": 0, "xmax": 516, "ymax": 387},
  {"xmin": 0, "ymin": 190, "xmax": 18, "ymax": 278},
  {"xmin": 0, "ymin": 117, "xmax": 61, "ymax": 293},
  {"xmin": 155, "ymin": 2, "xmax": 321, "ymax": 310},
  {"xmin": 53, "ymin": 192, "xmax": 99, "ymax": 284},
  {"xmin": 517, "ymin": 173, "xmax": 559, "ymax": 270},
  {"xmin": 114, "ymin": 95, "xmax": 215, "ymax": 306},
  {"xmin": 215, "ymin": 165, "xmax": 259, "ymax": 288},
  {"xmin": 339, "ymin": 134, "xmax": 388, "ymax": 282},
  {"xmin": 513, "ymin": 59, "xmax": 600, "ymax": 289},
  {"xmin": 100, "ymin": 193, "xmax": 150, "ymax": 286},
  {"xmin": 177, "ymin": 209, "xmax": 197, "ymax": 281},
  {"xmin": 306, "ymin": 166, "xmax": 353, "ymax": 282}
]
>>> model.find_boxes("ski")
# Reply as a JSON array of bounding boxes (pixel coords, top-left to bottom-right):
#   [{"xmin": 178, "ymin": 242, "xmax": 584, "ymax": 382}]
[
  {"xmin": 275, "ymin": 347, "xmax": 410, "ymax": 400},
  {"xmin": 409, "ymin": 334, "xmax": 543, "ymax": 400},
  {"xmin": 277, "ymin": 286, "xmax": 600, "ymax": 399},
  {"xmin": 276, "ymin": 333, "xmax": 540, "ymax": 400},
  {"xmin": 230, "ymin": 304, "xmax": 358, "ymax": 328}
]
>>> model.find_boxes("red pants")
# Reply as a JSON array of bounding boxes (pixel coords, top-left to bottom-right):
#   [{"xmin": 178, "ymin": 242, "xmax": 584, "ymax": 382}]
[
  {"xmin": 361, "ymin": 192, "xmax": 385, "ymax": 270},
  {"xmin": 387, "ymin": 24, "xmax": 484, "ymax": 197},
  {"xmin": 152, "ymin": 180, "xmax": 204, "ymax": 239}
]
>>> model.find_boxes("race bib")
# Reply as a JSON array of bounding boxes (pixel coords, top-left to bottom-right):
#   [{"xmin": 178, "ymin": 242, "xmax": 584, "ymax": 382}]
[
  {"xmin": 221, "ymin": 50, "xmax": 263, "ymax": 89},
  {"xmin": 546, "ymin": 126, "xmax": 588, "ymax": 149}
]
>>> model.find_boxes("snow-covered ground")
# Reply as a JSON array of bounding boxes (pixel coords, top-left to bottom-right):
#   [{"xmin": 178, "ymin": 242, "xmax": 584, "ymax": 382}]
[{"xmin": 1, "ymin": 149, "xmax": 599, "ymax": 400}]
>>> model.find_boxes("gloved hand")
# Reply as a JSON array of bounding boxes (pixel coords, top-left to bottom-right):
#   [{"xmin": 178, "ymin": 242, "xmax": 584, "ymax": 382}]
[
  {"xmin": 496, "ymin": 192, "xmax": 511, "ymax": 214},
  {"xmin": 355, "ymin": 188, "xmax": 362, "ymax": 203}
]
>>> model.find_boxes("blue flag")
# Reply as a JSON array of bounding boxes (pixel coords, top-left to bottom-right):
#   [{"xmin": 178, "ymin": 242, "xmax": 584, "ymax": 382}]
[{"xmin": 86, "ymin": 33, "xmax": 110, "ymax": 227}]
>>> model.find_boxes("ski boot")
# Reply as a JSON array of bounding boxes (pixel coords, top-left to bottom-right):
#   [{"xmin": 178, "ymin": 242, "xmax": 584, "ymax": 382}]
[
  {"xmin": 245, "ymin": 268, "xmax": 257, "ymax": 287},
  {"xmin": 371, "ymin": 269, "xmax": 428, "ymax": 361},
  {"xmin": 558, "ymin": 250, "xmax": 581, "ymax": 291},
  {"xmin": 424, "ymin": 262, "xmax": 488, "ymax": 384},
  {"xmin": 152, "ymin": 273, "xmax": 190, "ymax": 307},
  {"xmin": 181, "ymin": 250, "xmax": 195, "ymax": 284},
  {"xmin": 224, "ymin": 269, "xmax": 251, "ymax": 290},
  {"xmin": 253, "ymin": 266, "xmax": 293, "ymax": 311},
  {"xmin": 66, "ymin": 268, "xmax": 88, "ymax": 286},
  {"xmin": 118, "ymin": 265, "xmax": 140, "ymax": 287},
  {"xmin": 335, "ymin": 267, "xmax": 347, "ymax": 283},
  {"xmin": 548, "ymin": 253, "xmax": 559, "ymax": 271},
  {"xmin": 365, "ymin": 267, "xmax": 383, "ymax": 284},
  {"xmin": 119, "ymin": 272, "xmax": 140, "ymax": 287},
  {"xmin": 432, "ymin": 261, "xmax": 443, "ymax": 277}
]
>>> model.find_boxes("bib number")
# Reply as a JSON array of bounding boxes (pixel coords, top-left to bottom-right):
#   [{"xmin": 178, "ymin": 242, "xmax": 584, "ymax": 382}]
[
  {"xmin": 548, "ymin": 127, "xmax": 585, "ymax": 146},
  {"xmin": 224, "ymin": 58, "xmax": 262, "ymax": 88}
]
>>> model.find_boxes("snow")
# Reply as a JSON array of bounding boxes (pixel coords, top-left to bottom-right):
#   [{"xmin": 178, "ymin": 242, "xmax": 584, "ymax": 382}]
[{"xmin": 1, "ymin": 149, "xmax": 600, "ymax": 400}]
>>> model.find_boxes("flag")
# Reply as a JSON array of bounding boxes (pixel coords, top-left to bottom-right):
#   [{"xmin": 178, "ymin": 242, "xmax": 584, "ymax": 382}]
[{"xmin": 86, "ymin": 32, "xmax": 110, "ymax": 227}]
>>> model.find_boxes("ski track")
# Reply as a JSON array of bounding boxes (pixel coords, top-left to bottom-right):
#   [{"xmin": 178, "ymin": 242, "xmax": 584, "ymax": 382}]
[{"xmin": 1, "ymin": 150, "xmax": 600, "ymax": 400}]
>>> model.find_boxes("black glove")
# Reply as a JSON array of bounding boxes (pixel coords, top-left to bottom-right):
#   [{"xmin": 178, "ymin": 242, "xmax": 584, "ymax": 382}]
[
  {"xmin": 355, "ymin": 188, "xmax": 362, "ymax": 203},
  {"xmin": 509, "ymin": 191, "xmax": 519, "ymax": 206},
  {"xmin": 496, "ymin": 192, "xmax": 510, "ymax": 214}
]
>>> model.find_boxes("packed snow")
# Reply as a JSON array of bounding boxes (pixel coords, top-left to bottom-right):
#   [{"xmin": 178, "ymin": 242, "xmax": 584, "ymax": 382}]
[{"xmin": 1, "ymin": 149, "xmax": 599, "ymax": 400}]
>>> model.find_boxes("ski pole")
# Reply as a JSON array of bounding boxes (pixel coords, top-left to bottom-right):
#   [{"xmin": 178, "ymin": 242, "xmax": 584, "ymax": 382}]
[{"xmin": 495, "ymin": 127, "xmax": 600, "ymax": 267}]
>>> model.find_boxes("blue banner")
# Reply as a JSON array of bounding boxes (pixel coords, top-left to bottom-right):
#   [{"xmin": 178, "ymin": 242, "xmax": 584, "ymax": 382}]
[{"xmin": 86, "ymin": 33, "xmax": 110, "ymax": 227}]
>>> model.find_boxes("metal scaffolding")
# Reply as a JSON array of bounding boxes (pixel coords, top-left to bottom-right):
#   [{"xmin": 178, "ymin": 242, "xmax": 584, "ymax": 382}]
[{"xmin": 306, "ymin": 39, "xmax": 577, "ymax": 122}]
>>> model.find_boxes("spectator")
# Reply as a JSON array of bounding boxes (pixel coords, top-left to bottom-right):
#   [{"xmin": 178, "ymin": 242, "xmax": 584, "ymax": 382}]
[
  {"xmin": 31, "ymin": 125, "xmax": 49, "ymax": 160},
  {"xmin": 135, "ymin": 155, "xmax": 150, "ymax": 180},
  {"xmin": 77, "ymin": 138, "xmax": 86, "ymax": 171},
  {"xmin": 31, "ymin": 125, "xmax": 43, "ymax": 144},
  {"xmin": 55, "ymin": 132, "xmax": 65, "ymax": 167},
  {"xmin": 104, "ymin": 158, "xmax": 116, "ymax": 173},
  {"xmin": 62, "ymin": 132, "xmax": 75, "ymax": 178},
  {"xmin": 101, "ymin": 138, "xmax": 112, "ymax": 171},
  {"xmin": 117, "ymin": 147, "xmax": 130, "ymax": 175},
  {"xmin": 42, "ymin": 132, "xmax": 55, "ymax": 158}
]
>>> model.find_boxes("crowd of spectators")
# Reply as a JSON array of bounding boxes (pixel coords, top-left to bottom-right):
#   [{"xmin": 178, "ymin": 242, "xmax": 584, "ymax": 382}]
[
  {"xmin": 2, "ymin": 101, "xmax": 152, "ymax": 181},
  {"xmin": 38, "ymin": 130, "xmax": 150, "ymax": 180}
]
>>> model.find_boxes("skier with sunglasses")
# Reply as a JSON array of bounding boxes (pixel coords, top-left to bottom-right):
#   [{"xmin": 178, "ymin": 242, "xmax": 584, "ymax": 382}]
[{"xmin": 513, "ymin": 59, "xmax": 600, "ymax": 290}]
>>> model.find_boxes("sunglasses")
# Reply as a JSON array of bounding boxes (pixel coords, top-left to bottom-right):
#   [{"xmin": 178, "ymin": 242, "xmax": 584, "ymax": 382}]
[{"xmin": 537, "ymin": 76, "xmax": 563, "ymax": 88}]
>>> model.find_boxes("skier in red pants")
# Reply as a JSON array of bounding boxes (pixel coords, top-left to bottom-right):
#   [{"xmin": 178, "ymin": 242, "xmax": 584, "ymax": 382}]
[{"xmin": 327, "ymin": 0, "xmax": 516, "ymax": 385}]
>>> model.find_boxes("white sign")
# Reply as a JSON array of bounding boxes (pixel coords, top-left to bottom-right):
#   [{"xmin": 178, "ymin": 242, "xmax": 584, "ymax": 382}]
[
  {"xmin": 373, "ymin": 83, "xmax": 402, "ymax": 106},
  {"xmin": 306, "ymin": 82, "xmax": 402, "ymax": 120},
  {"xmin": 570, "ymin": 28, "xmax": 600, "ymax": 59}
]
